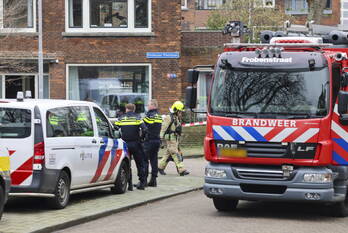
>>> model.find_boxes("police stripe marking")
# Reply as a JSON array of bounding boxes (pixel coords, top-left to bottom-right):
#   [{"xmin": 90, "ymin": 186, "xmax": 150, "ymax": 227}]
[
  {"xmin": 269, "ymin": 128, "xmax": 297, "ymax": 142},
  {"xmin": 293, "ymin": 128, "xmax": 319, "ymax": 143},
  {"xmin": 11, "ymin": 156, "xmax": 34, "ymax": 185},
  {"xmin": 332, "ymin": 121, "xmax": 348, "ymax": 139},
  {"xmin": 333, "ymin": 138, "xmax": 348, "ymax": 153},
  {"xmin": 243, "ymin": 127, "xmax": 267, "ymax": 142},
  {"xmin": 333, "ymin": 151, "xmax": 348, "ymax": 165},
  {"xmin": 213, "ymin": 126, "xmax": 234, "ymax": 141}
]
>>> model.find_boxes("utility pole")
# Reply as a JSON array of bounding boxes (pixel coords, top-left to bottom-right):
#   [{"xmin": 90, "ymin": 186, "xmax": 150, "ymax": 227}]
[{"xmin": 38, "ymin": 0, "xmax": 44, "ymax": 99}]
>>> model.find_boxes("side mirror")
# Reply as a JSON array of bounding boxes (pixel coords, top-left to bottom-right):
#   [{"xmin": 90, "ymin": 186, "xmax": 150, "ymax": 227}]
[
  {"xmin": 341, "ymin": 72, "xmax": 348, "ymax": 88},
  {"xmin": 338, "ymin": 91, "xmax": 348, "ymax": 125},
  {"xmin": 187, "ymin": 69, "xmax": 199, "ymax": 84},
  {"xmin": 113, "ymin": 129, "xmax": 121, "ymax": 139},
  {"xmin": 185, "ymin": 86, "xmax": 197, "ymax": 109}
]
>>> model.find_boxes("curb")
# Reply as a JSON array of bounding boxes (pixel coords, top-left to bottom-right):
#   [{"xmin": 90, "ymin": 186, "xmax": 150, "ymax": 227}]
[
  {"xmin": 31, "ymin": 187, "xmax": 203, "ymax": 233},
  {"xmin": 158, "ymin": 154, "xmax": 204, "ymax": 159}
]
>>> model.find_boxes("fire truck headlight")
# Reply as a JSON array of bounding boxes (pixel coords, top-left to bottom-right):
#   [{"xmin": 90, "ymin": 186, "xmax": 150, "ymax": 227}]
[
  {"xmin": 205, "ymin": 168, "xmax": 227, "ymax": 178},
  {"xmin": 303, "ymin": 173, "xmax": 332, "ymax": 183}
]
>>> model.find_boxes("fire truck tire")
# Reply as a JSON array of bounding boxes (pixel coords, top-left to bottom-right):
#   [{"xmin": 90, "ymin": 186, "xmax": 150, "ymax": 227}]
[
  {"xmin": 49, "ymin": 171, "xmax": 70, "ymax": 209},
  {"xmin": 111, "ymin": 161, "xmax": 128, "ymax": 194},
  {"xmin": 213, "ymin": 198, "xmax": 239, "ymax": 211},
  {"xmin": 332, "ymin": 192, "xmax": 348, "ymax": 217},
  {"xmin": 0, "ymin": 185, "xmax": 4, "ymax": 220}
]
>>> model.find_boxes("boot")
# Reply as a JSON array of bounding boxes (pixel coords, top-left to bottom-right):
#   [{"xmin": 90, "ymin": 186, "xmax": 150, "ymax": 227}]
[
  {"xmin": 179, "ymin": 170, "xmax": 190, "ymax": 176},
  {"xmin": 148, "ymin": 176, "xmax": 157, "ymax": 187},
  {"xmin": 134, "ymin": 181, "xmax": 146, "ymax": 190},
  {"xmin": 158, "ymin": 168, "xmax": 166, "ymax": 175}
]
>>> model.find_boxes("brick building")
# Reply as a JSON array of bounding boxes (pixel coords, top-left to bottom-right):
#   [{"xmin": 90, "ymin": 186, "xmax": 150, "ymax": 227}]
[
  {"xmin": 182, "ymin": 0, "xmax": 340, "ymax": 31},
  {"xmin": 0, "ymin": 0, "xmax": 182, "ymax": 116}
]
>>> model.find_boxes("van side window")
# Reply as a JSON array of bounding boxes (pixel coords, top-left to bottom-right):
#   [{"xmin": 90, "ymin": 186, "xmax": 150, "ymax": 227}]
[
  {"xmin": 0, "ymin": 108, "xmax": 31, "ymax": 138},
  {"xmin": 46, "ymin": 106, "xmax": 94, "ymax": 137},
  {"xmin": 47, "ymin": 107, "xmax": 70, "ymax": 137},
  {"xmin": 70, "ymin": 106, "xmax": 94, "ymax": 137},
  {"xmin": 93, "ymin": 107, "xmax": 112, "ymax": 138}
]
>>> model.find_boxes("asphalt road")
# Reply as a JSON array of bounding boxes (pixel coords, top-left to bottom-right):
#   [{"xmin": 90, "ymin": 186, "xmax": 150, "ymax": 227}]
[{"xmin": 55, "ymin": 190, "xmax": 348, "ymax": 233}]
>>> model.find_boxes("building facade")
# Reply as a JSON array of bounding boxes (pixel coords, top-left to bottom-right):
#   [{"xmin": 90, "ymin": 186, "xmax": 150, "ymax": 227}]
[
  {"xmin": 0, "ymin": 0, "xmax": 182, "ymax": 116},
  {"xmin": 182, "ymin": 0, "xmax": 340, "ymax": 31}
]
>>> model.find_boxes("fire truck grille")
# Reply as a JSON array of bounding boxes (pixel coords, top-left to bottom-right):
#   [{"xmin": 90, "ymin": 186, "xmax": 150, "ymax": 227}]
[
  {"xmin": 234, "ymin": 167, "xmax": 290, "ymax": 181},
  {"xmin": 241, "ymin": 142, "xmax": 288, "ymax": 158}
]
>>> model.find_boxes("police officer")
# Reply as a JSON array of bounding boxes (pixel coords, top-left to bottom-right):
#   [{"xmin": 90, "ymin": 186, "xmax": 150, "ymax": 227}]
[
  {"xmin": 143, "ymin": 99, "xmax": 162, "ymax": 187},
  {"xmin": 115, "ymin": 103, "xmax": 147, "ymax": 190},
  {"xmin": 158, "ymin": 101, "xmax": 190, "ymax": 176}
]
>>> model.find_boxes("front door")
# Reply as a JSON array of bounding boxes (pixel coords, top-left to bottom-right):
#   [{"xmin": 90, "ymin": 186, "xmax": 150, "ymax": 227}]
[{"xmin": 5, "ymin": 75, "xmax": 35, "ymax": 98}]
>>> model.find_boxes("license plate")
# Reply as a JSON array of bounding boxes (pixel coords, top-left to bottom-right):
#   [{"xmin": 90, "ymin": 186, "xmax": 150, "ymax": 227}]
[{"xmin": 218, "ymin": 148, "xmax": 247, "ymax": 158}]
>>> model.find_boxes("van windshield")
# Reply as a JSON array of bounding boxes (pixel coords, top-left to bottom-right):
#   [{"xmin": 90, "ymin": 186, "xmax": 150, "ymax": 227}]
[{"xmin": 0, "ymin": 108, "xmax": 31, "ymax": 138}]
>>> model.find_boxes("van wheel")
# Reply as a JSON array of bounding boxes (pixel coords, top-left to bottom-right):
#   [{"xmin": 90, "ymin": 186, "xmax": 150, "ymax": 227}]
[
  {"xmin": 332, "ymin": 192, "xmax": 348, "ymax": 217},
  {"xmin": 213, "ymin": 198, "xmax": 239, "ymax": 212},
  {"xmin": 0, "ymin": 186, "xmax": 4, "ymax": 220},
  {"xmin": 111, "ymin": 161, "xmax": 128, "ymax": 194},
  {"xmin": 49, "ymin": 171, "xmax": 70, "ymax": 209}
]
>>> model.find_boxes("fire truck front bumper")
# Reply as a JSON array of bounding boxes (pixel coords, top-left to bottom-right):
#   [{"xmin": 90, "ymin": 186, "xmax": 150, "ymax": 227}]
[{"xmin": 204, "ymin": 163, "xmax": 346, "ymax": 203}]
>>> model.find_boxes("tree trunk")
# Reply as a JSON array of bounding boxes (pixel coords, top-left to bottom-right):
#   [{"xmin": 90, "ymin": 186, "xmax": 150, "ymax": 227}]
[{"xmin": 307, "ymin": 0, "xmax": 326, "ymax": 24}]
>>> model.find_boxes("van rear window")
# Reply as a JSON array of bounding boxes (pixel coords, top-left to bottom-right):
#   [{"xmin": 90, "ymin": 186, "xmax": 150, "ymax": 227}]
[{"xmin": 0, "ymin": 108, "xmax": 31, "ymax": 138}]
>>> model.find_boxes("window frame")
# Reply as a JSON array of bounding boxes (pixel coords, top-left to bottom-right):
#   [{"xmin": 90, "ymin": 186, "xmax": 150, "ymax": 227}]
[
  {"xmin": 93, "ymin": 106, "xmax": 113, "ymax": 138},
  {"xmin": 181, "ymin": 0, "xmax": 188, "ymax": 10},
  {"xmin": 65, "ymin": 0, "xmax": 152, "ymax": 33},
  {"xmin": 285, "ymin": 0, "xmax": 332, "ymax": 15},
  {"xmin": 0, "ymin": 0, "xmax": 37, "ymax": 33}
]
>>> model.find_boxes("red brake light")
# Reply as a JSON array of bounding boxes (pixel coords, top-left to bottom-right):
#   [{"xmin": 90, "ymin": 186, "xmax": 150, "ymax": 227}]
[{"xmin": 34, "ymin": 142, "xmax": 45, "ymax": 164}]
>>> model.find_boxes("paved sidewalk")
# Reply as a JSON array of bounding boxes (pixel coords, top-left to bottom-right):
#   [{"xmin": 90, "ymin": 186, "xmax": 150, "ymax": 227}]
[{"xmin": 0, "ymin": 158, "xmax": 206, "ymax": 233}]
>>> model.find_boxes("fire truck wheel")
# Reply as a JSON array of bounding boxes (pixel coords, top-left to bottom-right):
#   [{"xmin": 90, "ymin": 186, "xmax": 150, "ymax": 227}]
[
  {"xmin": 0, "ymin": 185, "xmax": 4, "ymax": 220},
  {"xmin": 49, "ymin": 171, "xmax": 70, "ymax": 209},
  {"xmin": 111, "ymin": 161, "xmax": 129, "ymax": 194},
  {"xmin": 332, "ymin": 192, "xmax": 348, "ymax": 217},
  {"xmin": 213, "ymin": 198, "xmax": 239, "ymax": 211}
]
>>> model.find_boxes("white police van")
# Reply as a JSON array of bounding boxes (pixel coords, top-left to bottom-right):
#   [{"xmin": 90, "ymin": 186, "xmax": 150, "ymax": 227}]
[{"xmin": 0, "ymin": 94, "xmax": 130, "ymax": 209}]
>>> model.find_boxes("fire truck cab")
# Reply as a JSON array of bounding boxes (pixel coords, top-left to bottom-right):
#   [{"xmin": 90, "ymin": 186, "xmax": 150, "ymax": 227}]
[{"xmin": 186, "ymin": 32, "xmax": 348, "ymax": 217}]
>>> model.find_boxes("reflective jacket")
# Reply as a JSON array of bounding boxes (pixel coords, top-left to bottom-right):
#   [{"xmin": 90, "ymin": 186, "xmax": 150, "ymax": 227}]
[
  {"xmin": 143, "ymin": 109, "xmax": 162, "ymax": 140},
  {"xmin": 115, "ymin": 112, "xmax": 146, "ymax": 142}
]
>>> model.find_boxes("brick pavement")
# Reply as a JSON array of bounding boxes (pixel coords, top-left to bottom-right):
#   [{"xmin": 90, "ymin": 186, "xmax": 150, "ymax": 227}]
[{"xmin": 0, "ymin": 158, "xmax": 206, "ymax": 233}]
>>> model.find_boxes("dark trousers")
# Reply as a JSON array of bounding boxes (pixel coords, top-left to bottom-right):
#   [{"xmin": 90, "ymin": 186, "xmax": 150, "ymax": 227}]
[
  {"xmin": 127, "ymin": 141, "xmax": 146, "ymax": 183},
  {"xmin": 143, "ymin": 139, "xmax": 161, "ymax": 179}
]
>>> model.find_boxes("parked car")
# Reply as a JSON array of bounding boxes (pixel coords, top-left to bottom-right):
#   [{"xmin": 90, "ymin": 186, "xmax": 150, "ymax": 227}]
[
  {"xmin": 0, "ymin": 148, "xmax": 11, "ymax": 220},
  {"xmin": 0, "ymin": 96, "xmax": 130, "ymax": 209},
  {"xmin": 100, "ymin": 93, "xmax": 147, "ymax": 118}
]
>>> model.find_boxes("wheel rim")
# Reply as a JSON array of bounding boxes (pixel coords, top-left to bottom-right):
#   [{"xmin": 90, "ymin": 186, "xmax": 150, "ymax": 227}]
[
  {"xmin": 120, "ymin": 167, "xmax": 127, "ymax": 191},
  {"xmin": 57, "ymin": 178, "xmax": 68, "ymax": 204}
]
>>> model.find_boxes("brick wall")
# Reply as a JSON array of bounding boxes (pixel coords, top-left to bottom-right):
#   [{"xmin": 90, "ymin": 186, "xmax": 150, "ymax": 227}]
[
  {"xmin": 0, "ymin": 0, "xmax": 183, "ymax": 114},
  {"xmin": 180, "ymin": 125, "xmax": 206, "ymax": 147}
]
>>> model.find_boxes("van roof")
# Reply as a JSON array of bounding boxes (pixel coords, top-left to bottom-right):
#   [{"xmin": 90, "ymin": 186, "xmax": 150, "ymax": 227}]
[{"xmin": 0, "ymin": 99, "xmax": 98, "ymax": 109}]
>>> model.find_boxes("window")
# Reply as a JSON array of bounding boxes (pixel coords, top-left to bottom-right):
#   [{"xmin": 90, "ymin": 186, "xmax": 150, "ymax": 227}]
[
  {"xmin": 68, "ymin": 65, "xmax": 150, "ymax": 118},
  {"xmin": 66, "ymin": 0, "xmax": 151, "ymax": 32},
  {"xmin": 181, "ymin": 0, "xmax": 187, "ymax": 9},
  {"xmin": 46, "ymin": 106, "xmax": 94, "ymax": 137},
  {"xmin": 342, "ymin": 0, "xmax": 348, "ymax": 28},
  {"xmin": 196, "ymin": 71, "xmax": 212, "ymax": 120},
  {"xmin": 196, "ymin": 0, "xmax": 226, "ymax": 10},
  {"xmin": 93, "ymin": 107, "xmax": 112, "ymax": 137},
  {"xmin": 285, "ymin": 0, "xmax": 332, "ymax": 15},
  {"xmin": 0, "ymin": 108, "xmax": 31, "ymax": 138},
  {"xmin": 0, "ymin": 0, "xmax": 36, "ymax": 32}
]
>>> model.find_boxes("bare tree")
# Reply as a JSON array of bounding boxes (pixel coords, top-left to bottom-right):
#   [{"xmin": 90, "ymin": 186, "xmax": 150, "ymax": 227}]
[
  {"xmin": 306, "ymin": 0, "xmax": 326, "ymax": 24},
  {"xmin": 206, "ymin": 0, "xmax": 292, "ymax": 42}
]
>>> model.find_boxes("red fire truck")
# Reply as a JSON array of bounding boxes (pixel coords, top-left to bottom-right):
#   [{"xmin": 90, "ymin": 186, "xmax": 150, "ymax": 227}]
[{"xmin": 186, "ymin": 31, "xmax": 348, "ymax": 217}]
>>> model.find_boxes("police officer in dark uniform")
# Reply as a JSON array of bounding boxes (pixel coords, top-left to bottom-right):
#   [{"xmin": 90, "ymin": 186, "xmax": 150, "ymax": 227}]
[
  {"xmin": 143, "ymin": 99, "xmax": 162, "ymax": 187},
  {"xmin": 115, "ymin": 103, "xmax": 147, "ymax": 190}
]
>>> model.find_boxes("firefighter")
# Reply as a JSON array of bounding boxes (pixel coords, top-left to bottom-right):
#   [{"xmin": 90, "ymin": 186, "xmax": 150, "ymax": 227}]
[
  {"xmin": 115, "ymin": 103, "xmax": 147, "ymax": 190},
  {"xmin": 158, "ymin": 101, "xmax": 190, "ymax": 176},
  {"xmin": 143, "ymin": 99, "xmax": 162, "ymax": 187}
]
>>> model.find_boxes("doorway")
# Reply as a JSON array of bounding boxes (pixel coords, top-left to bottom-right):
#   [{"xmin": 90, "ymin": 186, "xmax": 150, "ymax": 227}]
[{"xmin": 5, "ymin": 75, "xmax": 35, "ymax": 98}]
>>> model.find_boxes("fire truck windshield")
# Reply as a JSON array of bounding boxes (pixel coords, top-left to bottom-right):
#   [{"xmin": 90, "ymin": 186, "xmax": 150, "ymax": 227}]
[{"xmin": 210, "ymin": 67, "xmax": 330, "ymax": 118}]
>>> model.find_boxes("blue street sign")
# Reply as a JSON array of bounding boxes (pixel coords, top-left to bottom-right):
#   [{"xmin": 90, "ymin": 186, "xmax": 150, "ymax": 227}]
[{"xmin": 146, "ymin": 52, "xmax": 180, "ymax": 59}]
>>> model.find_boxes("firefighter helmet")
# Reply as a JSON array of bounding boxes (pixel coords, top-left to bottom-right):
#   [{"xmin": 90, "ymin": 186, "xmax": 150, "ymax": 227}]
[{"xmin": 170, "ymin": 101, "xmax": 185, "ymax": 113}]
